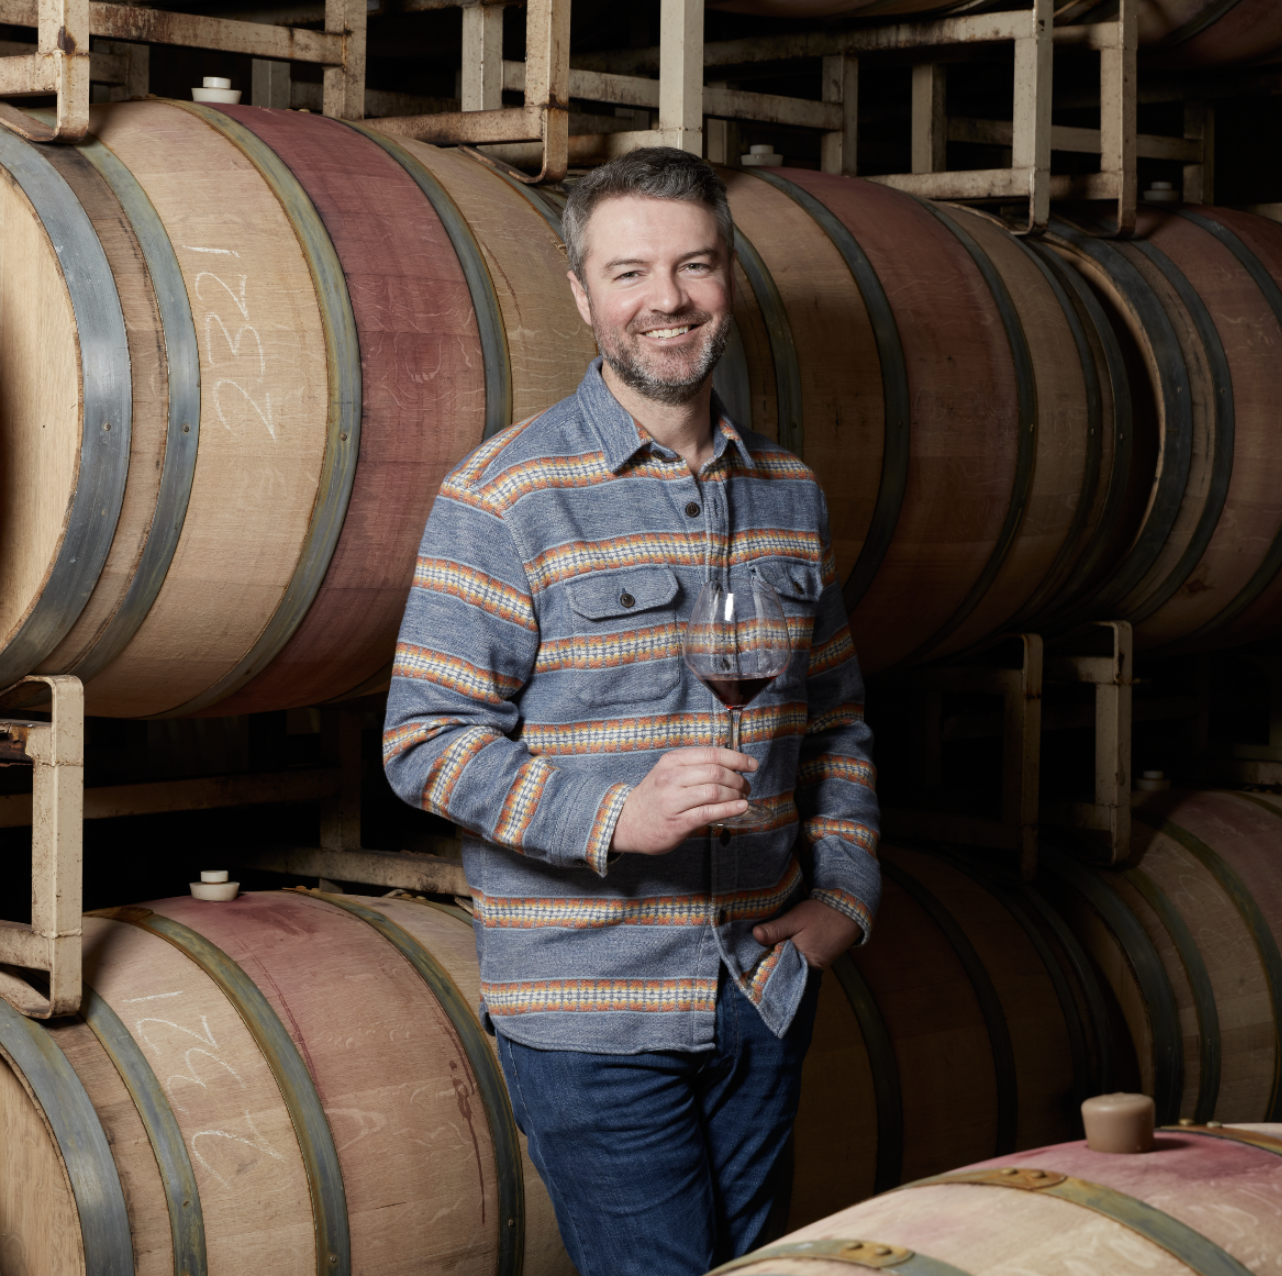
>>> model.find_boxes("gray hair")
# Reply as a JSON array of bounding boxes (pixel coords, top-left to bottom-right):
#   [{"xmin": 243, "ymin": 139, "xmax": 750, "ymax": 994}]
[{"xmin": 562, "ymin": 147, "xmax": 734, "ymax": 282}]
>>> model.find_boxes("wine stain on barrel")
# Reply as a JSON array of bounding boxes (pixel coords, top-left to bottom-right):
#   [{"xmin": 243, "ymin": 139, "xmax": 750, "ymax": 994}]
[{"xmin": 448, "ymin": 1055, "xmax": 487, "ymax": 1220}]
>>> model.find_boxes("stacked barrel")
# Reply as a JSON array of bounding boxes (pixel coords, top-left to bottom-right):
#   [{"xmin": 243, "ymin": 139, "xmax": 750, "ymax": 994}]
[
  {"xmin": 2, "ymin": 788, "xmax": 1280, "ymax": 1272},
  {"xmin": 6, "ymin": 100, "xmax": 1282, "ymax": 714}
]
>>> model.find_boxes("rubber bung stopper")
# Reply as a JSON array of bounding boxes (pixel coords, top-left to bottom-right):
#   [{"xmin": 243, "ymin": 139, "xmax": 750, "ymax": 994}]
[
  {"xmin": 201, "ymin": 870, "xmax": 229, "ymax": 883},
  {"xmin": 203, "ymin": 77, "xmax": 232, "ymax": 89},
  {"xmin": 1082, "ymin": 1092, "xmax": 1155, "ymax": 1154}
]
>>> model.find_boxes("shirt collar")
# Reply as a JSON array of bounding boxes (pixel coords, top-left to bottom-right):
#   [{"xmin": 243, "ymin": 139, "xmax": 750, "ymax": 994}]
[{"xmin": 577, "ymin": 357, "xmax": 755, "ymax": 474}]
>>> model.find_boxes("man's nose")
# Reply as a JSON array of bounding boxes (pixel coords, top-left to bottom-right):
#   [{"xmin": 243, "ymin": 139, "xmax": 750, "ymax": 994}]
[{"xmin": 646, "ymin": 269, "xmax": 688, "ymax": 316}]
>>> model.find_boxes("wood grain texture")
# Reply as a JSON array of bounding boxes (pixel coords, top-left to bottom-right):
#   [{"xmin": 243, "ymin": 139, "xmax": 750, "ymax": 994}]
[
  {"xmin": 82, "ymin": 101, "xmax": 329, "ymax": 718},
  {"xmin": 363, "ymin": 895, "xmax": 577, "ymax": 1276},
  {"xmin": 34, "ymin": 142, "xmax": 168, "ymax": 677},
  {"xmin": 850, "ymin": 868, "xmax": 1000, "ymax": 1182},
  {"xmin": 935, "ymin": 206, "xmax": 1093, "ymax": 659},
  {"xmin": 83, "ymin": 913, "xmax": 316, "ymax": 1275},
  {"xmin": 396, "ymin": 142, "xmax": 599, "ymax": 424},
  {"xmin": 0, "ymin": 169, "xmax": 81, "ymax": 651},
  {"xmin": 43, "ymin": 1015, "xmax": 172, "ymax": 1276},
  {"xmin": 203, "ymin": 108, "xmax": 488, "ymax": 716},
  {"xmin": 723, "ymin": 170, "xmax": 885, "ymax": 589},
  {"xmin": 736, "ymin": 1131, "xmax": 1282, "ymax": 1276},
  {"xmin": 1179, "ymin": 208, "xmax": 1282, "ymax": 648},
  {"xmin": 1127, "ymin": 813, "xmax": 1275, "ymax": 1120},
  {"xmin": 152, "ymin": 890, "xmax": 504, "ymax": 1275},
  {"xmin": 742, "ymin": 1184, "xmax": 1193, "ymax": 1276},
  {"xmin": 787, "ymin": 962, "xmax": 878, "ymax": 1228},
  {"xmin": 891, "ymin": 847, "xmax": 1078, "ymax": 1152},
  {"xmin": 773, "ymin": 174, "xmax": 1018, "ymax": 674},
  {"xmin": 1141, "ymin": 0, "xmax": 1282, "ymax": 68},
  {"xmin": 0, "ymin": 1055, "xmax": 86, "ymax": 1276}
]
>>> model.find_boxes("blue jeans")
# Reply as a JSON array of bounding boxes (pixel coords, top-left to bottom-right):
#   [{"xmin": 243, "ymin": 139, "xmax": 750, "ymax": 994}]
[{"xmin": 495, "ymin": 968, "xmax": 821, "ymax": 1276}]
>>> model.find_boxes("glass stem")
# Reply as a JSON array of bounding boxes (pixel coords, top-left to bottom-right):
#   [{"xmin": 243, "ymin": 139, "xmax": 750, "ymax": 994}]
[{"xmin": 728, "ymin": 707, "xmax": 742, "ymax": 755}]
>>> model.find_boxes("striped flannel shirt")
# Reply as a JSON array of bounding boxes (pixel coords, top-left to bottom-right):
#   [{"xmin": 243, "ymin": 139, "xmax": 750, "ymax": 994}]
[{"xmin": 384, "ymin": 359, "xmax": 880, "ymax": 1052}]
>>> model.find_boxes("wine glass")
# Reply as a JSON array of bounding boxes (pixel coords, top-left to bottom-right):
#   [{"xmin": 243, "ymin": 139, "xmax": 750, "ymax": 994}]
[{"xmin": 682, "ymin": 575, "xmax": 792, "ymax": 830}]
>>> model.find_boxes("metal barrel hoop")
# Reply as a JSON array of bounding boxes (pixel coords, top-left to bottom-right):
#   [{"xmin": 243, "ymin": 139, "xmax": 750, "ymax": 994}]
[
  {"xmin": 344, "ymin": 120, "xmax": 514, "ymax": 440},
  {"xmin": 21, "ymin": 110, "xmax": 204, "ymax": 689},
  {"xmin": 160, "ymin": 101, "xmax": 362, "ymax": 719},
  {"xmin": 900, "ymin": 1167, "xmax": 1254, "ymax": 1276},
  {"xmin": 100, "ymin": 905, "xmax": 352, "ymax": 1276},
  {"xmin": 831, "ymin": 950, "xmax": 906, "ymax": 1196},
  {"xmin": 1123, "ymin": 236, "xmax": 1235, "ymax": 627},
  {"xmin": 934, "ymin": 849, "xmax": 1094, "ymax": 1113},
  {"xmin": 744, "ymin": 168, "xmax": 911, "ymax": 615},
  {"xmin": 0, "ymin": 997, "xmax": 134, "ymax": 1276},
  {"xmin": 1039, "ymin": 847, "xmax": 1184, "ymax": 1124},
  {"xmin": 1004, "ymin": 238, "xmax": 1106, "ymax": 630},
  {"xmin": 896, "ymin": 200, "xmax": 1038, "ymax": 666},
  {"xmin": 882, "ymin": 857, "xmax": 1020, "ymax": 1155},
  {"xmin": 1157, "ymin": 209, "xmax": 1282, "ymax": 646},
  {"xmin": 732, "ymin": 225, "xmax": 804, "ymax": 458},
  {"xmin": 1132, "ymin": 808, "xmax": 1282, "ymax": 1121},
  {"xmin": 0, "ymin": 126, "xmax": 132, "ymax": 688},
  {"xmin": 1046, "ymin": 219, "xmax": 1194, "ymax": 622},
  {"xmin": 1122, "ymin": 864, "xmax": 1222, "ymax": 1122},
  {"xmin": 78, "ymin": 981, "xmax": 209, "ymax": 1275},
  {"xmin": 310, "ymin": 892, "xmax": 527, "ymax": 1276},
  {"xmin": 709, "ymin": 1235, "xmax": 974, "ymax": 1275}
]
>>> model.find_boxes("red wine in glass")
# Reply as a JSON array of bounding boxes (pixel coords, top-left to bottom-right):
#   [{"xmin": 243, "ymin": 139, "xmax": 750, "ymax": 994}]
[
  {"xmin": 682, "ymin": 576, "xmax": 792, "ymax": 830},
  {"xmin": 700, "ymin": 675, "xmax": 778, "ymax": 708}
]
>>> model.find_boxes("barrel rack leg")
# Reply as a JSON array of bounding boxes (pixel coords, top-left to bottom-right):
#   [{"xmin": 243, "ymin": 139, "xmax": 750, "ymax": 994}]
[
  {"xmin": 0, "ymin": 675, "xmax": 84, "ymax": 1019},
  {"xmin": 1042, "ymin": 621, "xmax": 1134, "ymax": 864},
  {"xmin": 879, "ymin": 633, "xmax": 1044, "ymax": 879}
]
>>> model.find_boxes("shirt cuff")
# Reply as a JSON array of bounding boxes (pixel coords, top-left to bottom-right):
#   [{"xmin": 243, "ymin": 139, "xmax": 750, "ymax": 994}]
[
  {"xmin": 810, "ymin": 887, "xmax": 874, "ymax": 946},
  {"xmin": 584, "ymin": 782, "xmax": 632, "ymax": 877},
  {"xmin": 810, "ymin": 831, "xmax": 881, "ymax": 946}
]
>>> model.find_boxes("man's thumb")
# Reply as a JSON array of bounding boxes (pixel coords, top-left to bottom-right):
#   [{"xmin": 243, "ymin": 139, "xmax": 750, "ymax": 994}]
[{"xmin": 753, "ymin": 918, "xmax": 792, "ymax": 946}]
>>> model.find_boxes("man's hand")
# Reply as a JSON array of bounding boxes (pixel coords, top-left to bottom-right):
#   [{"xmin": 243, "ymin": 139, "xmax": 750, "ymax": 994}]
[
  {"xmin": 753, "ymin": 899, "xmax": 862, "ymax": 970},
  {"xmin": 611, "ymin": 747, "xmax": 757, "ymax": 855}
]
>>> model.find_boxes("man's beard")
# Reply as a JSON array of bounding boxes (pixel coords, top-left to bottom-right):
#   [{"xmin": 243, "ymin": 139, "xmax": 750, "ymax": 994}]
[{"xmin": 590, "ymin": 302, "xmax": 732, "ymax": 407}]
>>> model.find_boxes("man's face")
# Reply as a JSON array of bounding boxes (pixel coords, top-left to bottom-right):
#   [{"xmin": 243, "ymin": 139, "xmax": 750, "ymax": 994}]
[{"xmin": 568, "ymin": 194, "xmax": 734, "ymax": 406}]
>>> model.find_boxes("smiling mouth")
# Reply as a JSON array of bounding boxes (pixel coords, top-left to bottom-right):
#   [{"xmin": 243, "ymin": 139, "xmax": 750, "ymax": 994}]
[{"xmin": 643, "ymin": 325, "xmax": 694, "ymax": 340}]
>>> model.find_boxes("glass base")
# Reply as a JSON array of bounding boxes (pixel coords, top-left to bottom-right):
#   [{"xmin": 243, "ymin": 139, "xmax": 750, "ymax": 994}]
[{"xmin": 711, "ymin": 802, "xmax": 775, "ymax": 832}]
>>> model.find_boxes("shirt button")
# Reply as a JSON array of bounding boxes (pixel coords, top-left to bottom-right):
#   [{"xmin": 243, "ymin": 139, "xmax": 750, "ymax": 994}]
[
  {"xmin": 685, "ymin": 501, "xmax": 701, "ymax": 518},
  {"xmin": 620, "ymin": 592, "xmax": 635, "ymax": 608}
]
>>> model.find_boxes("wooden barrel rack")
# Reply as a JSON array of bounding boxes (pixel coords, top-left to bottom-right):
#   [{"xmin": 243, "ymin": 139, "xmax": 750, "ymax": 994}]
[{"xmin": 701, "ymin": 0, "xmax": 1282, "ymax": 68}]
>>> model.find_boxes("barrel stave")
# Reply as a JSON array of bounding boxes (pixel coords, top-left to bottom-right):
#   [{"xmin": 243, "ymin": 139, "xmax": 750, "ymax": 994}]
[
  {"xmin": 0, "ymin": 168, "xmax": 83, "ymax": 656},
  {"xmin": 79, "ymin": 102, "xmax": 330, "ymax": 718},
  {"xmin": 0, "ymin": 1053, "xmax": 88, "ymax": 1276},
  {"xmin": 40, "ymin": 1014, "xmax": 172, "ymax": 1276},
  {"xmin": 84, "ymin": 913, "xmax": 317, "ymax": 1274},
  {"xmin": 722, "ymin": 169, "xmax": 886, "ymax": 586},
  {"xmin": 32, "ymin": 143, "xmax": 169, "ymax": 679}
]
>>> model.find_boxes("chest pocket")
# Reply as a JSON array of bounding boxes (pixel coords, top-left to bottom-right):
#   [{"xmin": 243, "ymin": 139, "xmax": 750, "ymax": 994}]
[
  {"xmin": 754, "ymin": 560, "xmax": 823, "ymax": 690},
  {"xmin": 756, "ymin": 560, "xmax": 824, "ymax": 610},
  {"xmin": 564, "ymin": 565, "xmax": 683, "ymax": 706}
]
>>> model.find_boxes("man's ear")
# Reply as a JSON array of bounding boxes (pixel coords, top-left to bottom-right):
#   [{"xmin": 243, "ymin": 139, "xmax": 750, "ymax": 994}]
[{"xmin": 567, "ymin": 269, "xmax": 593, "ymax": 328}]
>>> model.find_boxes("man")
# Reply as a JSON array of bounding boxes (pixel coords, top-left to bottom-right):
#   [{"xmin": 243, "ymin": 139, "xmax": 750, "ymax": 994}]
[{"xmin": 384, "ymin": 147, "xmax": 879, "ymax": 1275}]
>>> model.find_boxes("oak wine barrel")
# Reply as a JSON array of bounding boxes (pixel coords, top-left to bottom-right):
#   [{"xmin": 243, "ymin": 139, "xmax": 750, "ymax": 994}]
[
  {"xmin": 1038, "ymin": 789, "xmax": 1282, "ymax": 1131},
  {"xmin": 0, "ymin": 99, "xmax": 593, "ymax": 718},
  {"xmin": 724, "ymin": 1123, "xmax": 1282, "ymax": 1275},
  {"xmin": 788, "ymin": 843, "xmax": 1104, "ymax": 1227},
  {"xmin": 702, "ymin": 0, "xmax": 1282, "ymax": 68},
  {"xmin": 719, "ymin": 168, "xmax": 1119, "ymax": 674},
  {"xmin": 0, "ymin": 889, "xmax": 572, "ymax": 1276},
  {"xmin": 1045, "ymin": 207, "xmax": 1282, "ymax": 654}
]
